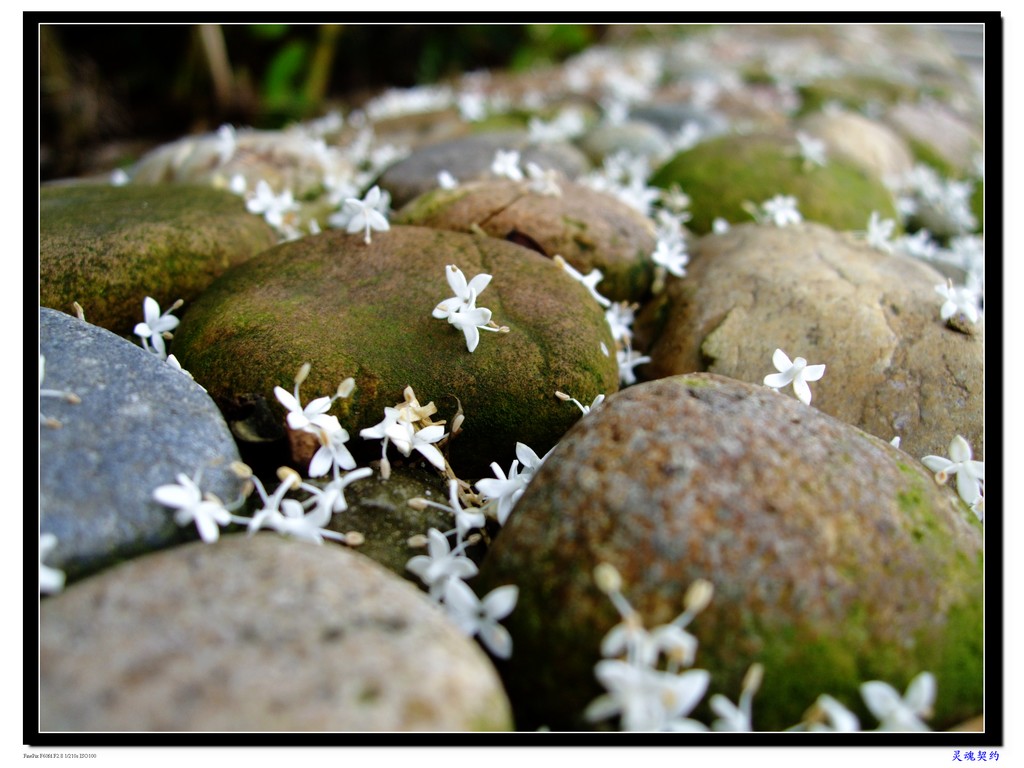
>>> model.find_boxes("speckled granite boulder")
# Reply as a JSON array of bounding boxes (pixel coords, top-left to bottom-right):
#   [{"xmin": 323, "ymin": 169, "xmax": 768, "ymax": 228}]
[
  {"xmin": 649, "ymin": 132, "xmax": 900, "ymax": 235},
  {"xmin": 634, "ymin": 222, "xmax": 984, "ymax": 461},
  {"xmin": 39, "ymin": 307, "xmax": 245, "ymax": 583},
  {"xmin": 376, "ymin": 130, "xmax": 590, "ymax": 208},
  {"xmin": 171, "ymin": 226, "xmax": 618, "ymax": 478},
  {"xmin": 40, "ymin": 183, "xmax": 278, "ymax": 336},
  {"xmin": 394, "ymin": 178, "xmax": 657, "ymax": 302},
  {"xmin": 477, "ymin": 373, "xmax": 983, "ymax": 731},
  {"xmin": 40, "ymin": 535, "xmax": 513, "ymax": 731}
]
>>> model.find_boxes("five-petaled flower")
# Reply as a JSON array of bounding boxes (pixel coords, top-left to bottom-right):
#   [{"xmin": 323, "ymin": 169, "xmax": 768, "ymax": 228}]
[
  {"xmin": 134, "ymin": 297, "xmax": 183, "ymax": 359},
  {"xmin": 763, "ymin": 348, "xmax": 826, "ymax": 406},
  {"xmin": 759, "ymin": 195, "xmax": 802, "ymax": 227},
  {"xmin": 433, "ymin": 264, "xmax": 508, "ymax": 353},
  {"xmin": 341, "ymin": 185, "xmax": 391, "ymax": 244},
  {"xmin": 921, "ymin": 435, "xmax": 984, "ymax": 511}
]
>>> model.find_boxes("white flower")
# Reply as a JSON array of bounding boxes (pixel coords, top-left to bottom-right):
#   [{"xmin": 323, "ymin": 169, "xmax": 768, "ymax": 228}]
[
  {"xmin": 442, "ymin": 478, "xmax": 486, "ymax": 541},
  {"xmin": 491, "ymin": 149, "xmax": 523, "ymax": 181},
  {"xmin": 617, "ymin": 347, "xmax": 651, "ymax": 386},
  {"xmin": 476, "ymin": 460, "xmax": 527, "ymax": 526},
  {"xmin": 215, "ymin": 123, "xmax": 237, "ymax": 165},
  {"xmin": 302, "ymin": 467, "xmax": 373, "ymax": 519},
  {"xmin": 274, "ymin": 385, "xmax": 335, "ymax": 435},
  {"xmin": 133, "ymin": 296, "xmax": 182, "ymax": 359},
  {"xmin": 763, "ymin": 348, "xmax": 826, "ymax": 406},
  {"xmin": 860, "ymin": 671, "xmax": 935, "ymax": 731},
  {"xmin": 585, "ymin": 660, "xmax": 710, "ymax": 732},
  {"xmin": 442, "ymin": 578, "xmax": 518, "ymax": 659},
  {"xmin": 921, "ymin": 435, "xmax": 984, "ymax": 508},
  {"xmin": 795, "ymin": 131, "xmax": 827, "ymax": 168},
  {"xmin": 457, "ymin": 91, "xmax": 487, "ymax": 122},
  {"xmin": 935, "ymin": 279, "xmax": 981, "ymax": 324},
  {"xmin": 339, "ymin": 185, "xmax": 391, "ymax": 244},
  {"xmin": 110, "ymin": 168, "xmax": 130, "ymax": 186},
  {"xmin": 307, "ymin": 415, "xmax": 357, "ymax": 478},
  {"xmin": 385, "ymin": 413, "xmax": 447, "ymax": 471},
  {"xmin": 445, "ymin": 293, "xmax": 494, "ymax": 354},
  {"xmin": 895, "ymin": 229, "xmax": 939, "ymax": 260},
  {"xmin": 406, "ymin": 527, "xmax": 478, "ymax": 600},
  {"xmin": 605, "ymin": 302, "xmax": 636, "ymax": 345},
  {"xmin": 246, "ymin": 180, "xmax": 299, "ymax": 230},
  {"xmin": 650, "ymin": 238, "xmax": 689, "ymax": 278},
  {"xmin": 432, "ymin": 264, "xmax": 492, "ymax": 319},
  {"xmin": 866, "ymin": 211, "xmax": 896, "ymax": 253},
  {"xmin": 525, "ymin": 162, "xmax": 562, "ymax": 197},
  {"xmin": 712, "ymin": 217, "xmax": 731, "ymax": 234},
  {"xmin": 437, "ymin": 170, "xmax": 459, "ymax": 189},
  {"xmin": 39, "ymin": 533, "xmax": 65, "ymax": 595},
  {"xmin": 760, "ymin": 195, "xmax": 802, "ymax": 227},
  {"xmin": 709, "ymin": 663, "xmax": 763, "ymax": 731},
  {"xmin": 554, "ymin": 255, "xmax": 611, "ymax": 307},
  {"xmin": 153, "ymin": 472, "xmax": 232, "ymax": 543}
]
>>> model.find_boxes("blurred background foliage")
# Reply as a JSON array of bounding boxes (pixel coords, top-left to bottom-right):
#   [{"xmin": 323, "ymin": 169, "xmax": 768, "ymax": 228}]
[{"xmin": 40, "ymin": 23, "xmax": 664, "ymax": 181}]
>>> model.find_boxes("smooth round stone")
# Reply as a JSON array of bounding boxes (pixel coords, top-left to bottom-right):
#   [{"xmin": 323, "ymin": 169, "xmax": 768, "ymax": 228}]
[
  {"xmin": 577, "ymin": 120, "xmax": 673, "ymax": 164},
  {"xmin": 39, "ymin": 308, "xmax": 245, "ymax": 583},
  {"xmin": 477, "ymin": 373, "xmax": 983, "ymax": 731},
  {"xmin": 40, "ymin": 535, "xmax": 513, "ymax": 731},
  {"xmin": 40, "ymin": 183, "xmax": 278, "ymax": 336},
  {"xmin": 394, "ymin": 179, "xmax": 657, "ymax": 303},
  {"xmin": 376, "ymin": 130, "xmax": 591, "ymax": 208},
  {"xmin": 628, "ymin": 102, "xmax": 730, "ymax": 138},
  {"xmin": 649, "ymin": 132, "xmax": 900, "ymax": 235},
  {"xmin": 171, "ymin": 226, "xmax": 618, "ymax": 478},
  {"xmin": 884, "ymin": 101, "xmax": 983, "ymax": 178},
  {"xmin": 634, "ymin": 222, "xmax": 984, "ymax": 462},
  {"xmin": 798, "ymin": 110, "xmax": 915, "ymax": 181}
]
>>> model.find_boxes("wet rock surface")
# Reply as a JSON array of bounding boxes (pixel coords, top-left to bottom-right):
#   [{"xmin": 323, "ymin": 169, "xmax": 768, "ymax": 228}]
[{"xmin": 477, "ymin": 374, "xmax": 983, "ymax": 731}]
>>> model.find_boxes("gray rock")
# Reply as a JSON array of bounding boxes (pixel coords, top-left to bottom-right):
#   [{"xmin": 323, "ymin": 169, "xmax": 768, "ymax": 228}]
[
  {"xmin": 377, "ymin": 130, "xmax": 591, "ymax": 208},
  {"xmin": 39, "ymin": 307, "xmax": 245, "ymax": 582},
  {"xmin": 477, "ymin": 373, "xmax": 983, "ymax": 731},
  {"xmin": 635, "ymin": 222, "xmax": 984, "ymax": 461},
  {"xmin": 628, "ymin": 102, "xmax": 730, "ymax": 138},
  {"xmin": 40, "ymin": 535, "xmax": 513, "ymax": 731}
]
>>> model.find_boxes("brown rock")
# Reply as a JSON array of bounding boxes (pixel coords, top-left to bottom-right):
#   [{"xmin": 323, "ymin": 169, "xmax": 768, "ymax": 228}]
[
  {"xmin": 477, "ymin": 373, "xmax": 983, "ymax": 731},
  {"xmin": 395, "ymin": 178, "xmax": 657, "ymax": 302},
  {"xmin": 635, "ymin": 222, "xmax": 984, "ymax": 461}
]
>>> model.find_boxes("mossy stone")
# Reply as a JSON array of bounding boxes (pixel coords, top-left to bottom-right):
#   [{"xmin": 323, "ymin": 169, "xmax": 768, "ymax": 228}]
[
  {"xmin": 477, "ymin": 374, "xmax": 983, "ymax": 731},
  {"xmin": 40, "ymin": 183, "xmax": 278, "ymax": 336},
  {"xmin": 648, "ymin": 132, "xmax": 900, "ymax": 235},
  {"xmin": 796, "ymin": 74, "xmax": 920, "ymax": 116},
  {"xmin": 394, "ymin": 179, "xmax": 657, "ymax": 303},
  {"xmin": 171, "ymin": 226, "xmax": 618, "ymax": 478}
]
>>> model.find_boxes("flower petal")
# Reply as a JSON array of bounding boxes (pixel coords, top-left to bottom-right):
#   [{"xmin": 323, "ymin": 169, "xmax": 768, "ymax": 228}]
[{"xmin": 772, "ymin": 348, "xmax": 793, "ymax": 372}]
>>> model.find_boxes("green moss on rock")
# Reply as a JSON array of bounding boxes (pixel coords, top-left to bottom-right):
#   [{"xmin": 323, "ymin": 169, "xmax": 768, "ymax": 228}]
[
  {"xmin": 649, "ymin": 133, "xmax": 900, "ymax": 235},
  {"xmin": 172, "ymin": 226, "xmax": 618, "ymax": 477},
  {"xmin": 40, "ymin": 183, "xmax": 278, "ymax": 336}
]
